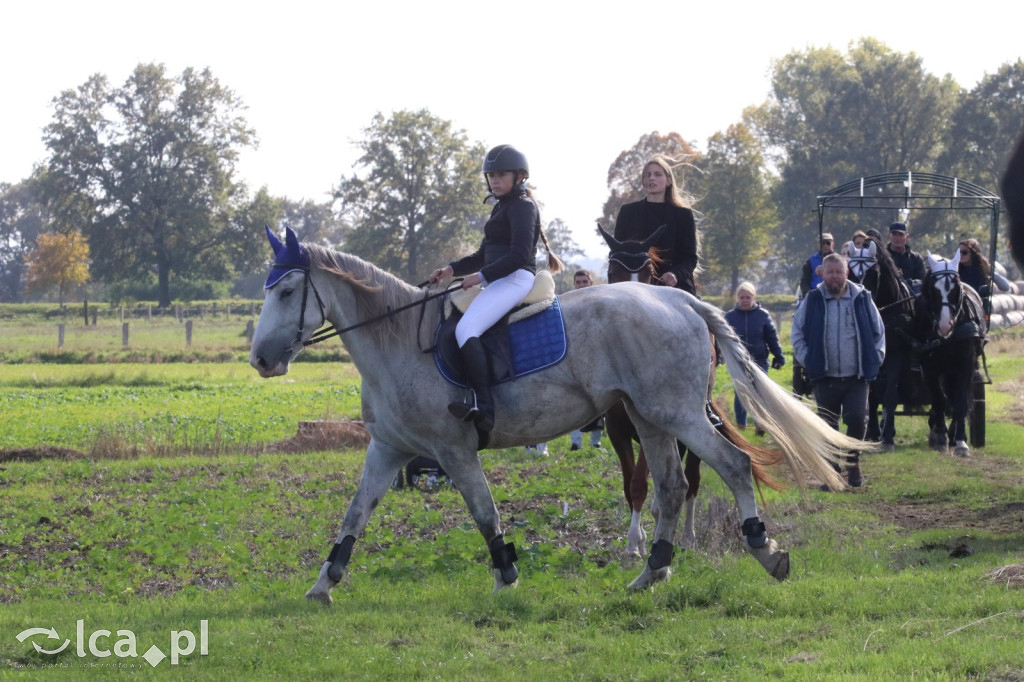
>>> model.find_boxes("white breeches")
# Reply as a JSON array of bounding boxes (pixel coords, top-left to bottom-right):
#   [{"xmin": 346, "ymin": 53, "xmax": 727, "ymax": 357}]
[{"xmin": 455, "ymin": 269, "xmax": 535, "ymax": 347}]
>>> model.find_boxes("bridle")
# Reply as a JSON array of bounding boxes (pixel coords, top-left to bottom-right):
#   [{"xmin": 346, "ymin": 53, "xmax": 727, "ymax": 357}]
[
  {"xmin": 607, "ymin": 250, "xmax": 654, "ymax": 283},
  {"xmin": 924, "ymin": 270, "xmax": 964, "ymax": 338}
]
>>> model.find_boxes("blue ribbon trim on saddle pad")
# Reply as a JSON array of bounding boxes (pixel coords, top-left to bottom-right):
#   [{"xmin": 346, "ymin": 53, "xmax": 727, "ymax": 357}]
[{"xmin": 435, "ymin": 296, "xmax": 568, "ymax": 387}]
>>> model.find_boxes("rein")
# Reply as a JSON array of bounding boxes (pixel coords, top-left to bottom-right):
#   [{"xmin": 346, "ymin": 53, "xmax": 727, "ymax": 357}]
[{"xmin": 295, "ymin": 270, "xmax": 460, "ymax": 348}]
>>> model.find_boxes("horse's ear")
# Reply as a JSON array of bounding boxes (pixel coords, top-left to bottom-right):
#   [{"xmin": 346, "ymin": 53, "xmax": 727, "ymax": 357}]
[
  {"xmin": 266, "ymin": 225, "xmax": 284, "ymax": 256},
  {"xmin": 285, "ymin": 225, "xmax": 300, "ymax": 252},
  {"xmin": 598, "ymin": 223, "xmax": 621, "ymax": 251},
  {"xmin": 951, "ymin": 248, "xmax": 962, "ymax": 270},
  {"xmin": 844, "ymin": 242, "xmax": 856, "ymax": 257},
  {"xmin": 867, "ymin": 241, "xmax": 877, "ymax": 257},
  {"xmin": 639, "ymin": 225, "xmax": 667, "ymax": 252}
]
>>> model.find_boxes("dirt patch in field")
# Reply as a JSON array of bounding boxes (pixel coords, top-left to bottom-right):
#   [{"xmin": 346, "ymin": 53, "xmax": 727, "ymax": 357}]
[
  {"xmin": 0, "ymin": 446, "xmax": 85, "ymax": 462},
  {"xmin": 264, "ymin": 419, "xmax": 371, "ymax": 454}
]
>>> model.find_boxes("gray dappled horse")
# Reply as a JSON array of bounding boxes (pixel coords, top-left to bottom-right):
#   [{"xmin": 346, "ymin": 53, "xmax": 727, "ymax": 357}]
[{"xmin": 250, "ymin": 227, "xmax": 858, "ymax": 604}]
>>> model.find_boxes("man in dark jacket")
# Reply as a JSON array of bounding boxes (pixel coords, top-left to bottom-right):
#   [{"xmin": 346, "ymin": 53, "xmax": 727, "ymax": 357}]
[
  {"xmin": 792, "ymin": 253, "xmax": 886, "ymax": 488},
  {"xmin": 885, "ymin": 222, "xmax": 925, "ymax": 292}
]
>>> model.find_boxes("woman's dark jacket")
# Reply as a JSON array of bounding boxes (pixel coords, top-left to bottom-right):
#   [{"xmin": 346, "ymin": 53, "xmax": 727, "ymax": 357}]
[
  {"xmin": 724, "ymin": 303, "xmax": 783, "ymax": 370},
  {"xmin": 613, "ymin": 199, "xmax": 697, "ymax": 295},
  {"xmin": 449, "ymin": 187, "xmax": 540, "ymax": 283},
  {"xmin": 958, "ymin": 261, "xmax": 987, "ymax": 292}
]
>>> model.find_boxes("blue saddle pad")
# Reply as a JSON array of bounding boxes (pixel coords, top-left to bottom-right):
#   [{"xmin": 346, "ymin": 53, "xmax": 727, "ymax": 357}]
[{"xmin": 436, "ymin": 296, "xmax": 568, "ymax": 387}]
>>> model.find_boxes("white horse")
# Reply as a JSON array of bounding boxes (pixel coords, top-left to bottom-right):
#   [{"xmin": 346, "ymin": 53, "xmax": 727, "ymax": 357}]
[{"xmin": 250, "ymin": 227, "xmax": 858, "ymax": 605}]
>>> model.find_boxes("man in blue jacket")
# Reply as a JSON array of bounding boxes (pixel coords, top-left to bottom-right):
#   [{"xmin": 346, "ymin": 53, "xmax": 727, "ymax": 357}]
[
  {"xmin": 798, "ymin": 232, "xmax": 835, "ymax": 298},
  {"xmin": 792, "ymin": 253, "xmax": 885, "ymax": 488}
]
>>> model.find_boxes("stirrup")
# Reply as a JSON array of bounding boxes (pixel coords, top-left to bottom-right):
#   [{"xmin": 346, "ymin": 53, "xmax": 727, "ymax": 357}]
[
  {"xmin": 706, "ymin": 401, "xmax": 723, "ymax": 428},
  {"xmin": 448, "ymin": 390, "xmax": 479, "ymax": 422}
]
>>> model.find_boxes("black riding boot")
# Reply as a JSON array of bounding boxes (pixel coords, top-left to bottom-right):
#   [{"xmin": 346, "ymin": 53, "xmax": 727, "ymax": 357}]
[{"xmin": 447, "ymin": 337, "xmax": 495, "ymax": 432}]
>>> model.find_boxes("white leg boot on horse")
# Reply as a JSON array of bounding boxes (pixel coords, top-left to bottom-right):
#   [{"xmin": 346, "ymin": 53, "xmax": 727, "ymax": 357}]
[{"xmin": 447, "ymin": 336, "xmax": 495, "ymax": 432}]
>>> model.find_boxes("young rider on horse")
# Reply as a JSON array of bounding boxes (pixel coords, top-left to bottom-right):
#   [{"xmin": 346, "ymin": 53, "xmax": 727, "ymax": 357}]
[
  {"xmin": 613, "ymin": 154, "xmax": 719, "ymax": 425},
  {"xmin": 428, "ymin": 145, "xmax": 562, "ymax": 432}
]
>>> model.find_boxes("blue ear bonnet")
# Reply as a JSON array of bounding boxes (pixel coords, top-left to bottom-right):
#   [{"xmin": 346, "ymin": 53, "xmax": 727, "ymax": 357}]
[{"xmin": 264, "ymin": 225, "xmax": 308, "ymax": 288}]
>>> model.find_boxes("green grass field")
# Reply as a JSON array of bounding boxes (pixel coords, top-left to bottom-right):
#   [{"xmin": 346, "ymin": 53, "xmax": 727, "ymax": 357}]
[{"xmin": 1, "ymin": 325, "xmax": 1023, "ymax": 679}]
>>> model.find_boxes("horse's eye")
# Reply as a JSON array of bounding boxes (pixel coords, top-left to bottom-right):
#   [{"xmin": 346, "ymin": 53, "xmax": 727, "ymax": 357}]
[{"xmin": 280, "ymin": 288, "xmax": 294, "ymax": 299}]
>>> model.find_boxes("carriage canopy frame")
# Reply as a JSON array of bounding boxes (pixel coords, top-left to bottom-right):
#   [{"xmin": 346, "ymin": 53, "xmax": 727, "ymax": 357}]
[{"xmin": 816, "ymin": 171, "xmax": 1002, "ymax": 272}]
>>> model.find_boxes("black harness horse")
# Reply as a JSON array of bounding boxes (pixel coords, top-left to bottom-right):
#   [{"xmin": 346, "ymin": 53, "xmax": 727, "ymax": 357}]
[
  {"xmin": 848, "ymin": 242, "xmax": 916, "ymax": 448},
  {"xmin": 912, "ymin": 261, "xmax": 986, "ymax": 457}
]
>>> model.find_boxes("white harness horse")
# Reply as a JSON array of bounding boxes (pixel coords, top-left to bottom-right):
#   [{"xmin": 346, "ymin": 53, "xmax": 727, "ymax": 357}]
[{"xmin": 250, "ymin": 227, "xmax": 859, "ymax": 604}]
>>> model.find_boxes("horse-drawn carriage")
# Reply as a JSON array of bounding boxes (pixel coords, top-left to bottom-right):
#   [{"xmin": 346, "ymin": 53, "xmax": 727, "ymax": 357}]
[{"xmin": 793, "ymin": 172, "xmax": 1001, "ymax": 453}]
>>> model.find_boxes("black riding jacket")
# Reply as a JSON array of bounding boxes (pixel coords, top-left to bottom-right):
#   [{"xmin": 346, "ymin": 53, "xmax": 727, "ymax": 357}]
[{"xmin": 449, "ymin": 186, "xmax": 540, "ymax": 283}]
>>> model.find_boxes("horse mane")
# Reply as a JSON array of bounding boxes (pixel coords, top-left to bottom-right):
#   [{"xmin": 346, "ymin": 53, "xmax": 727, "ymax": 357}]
[
  {"xmin": 870, "ymin": 238, "xmax": 912, "ymax": 314},
  {"xmin": 305, "ymin": 245, "xmax": 425, "ymax": 344}
]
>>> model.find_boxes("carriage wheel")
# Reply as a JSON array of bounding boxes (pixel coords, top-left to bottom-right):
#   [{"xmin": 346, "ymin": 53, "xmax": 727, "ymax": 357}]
[{"xmin": 969, "ymin": 370, "xmax": 986, "ymax": 448}]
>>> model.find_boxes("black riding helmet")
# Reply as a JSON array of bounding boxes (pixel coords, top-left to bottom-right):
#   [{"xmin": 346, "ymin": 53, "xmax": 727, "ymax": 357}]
[
  {"xmin": 482, "ymin": 144, "xmax": 529, "ymax": 176},
  {"xmin": 482, "ymin": 146, "xmax": 530, "ymax": 198}
]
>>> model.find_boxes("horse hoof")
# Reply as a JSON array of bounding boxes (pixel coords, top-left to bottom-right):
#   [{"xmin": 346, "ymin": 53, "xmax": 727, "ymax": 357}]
[
  {"xmin": 745, "ymin": 539, "xmax": 790, "ymax": 581},
  {"xmin": 492, "ymin": 568, "xmax": 519, "ymax": 594},
  {"xmin": 305, "ymin": 561, "xmax": 338, "ymax": 605},
  {"xmin": 305, "ymin": 587, "xmax": 334, "ymax": 606},
  {"xmin": 626, "ymin": 565, "xmax": 671, "ymax": 592},
  {"xmin": 952, "ymin": 443, "xmax": 970, "ymax": 458}
]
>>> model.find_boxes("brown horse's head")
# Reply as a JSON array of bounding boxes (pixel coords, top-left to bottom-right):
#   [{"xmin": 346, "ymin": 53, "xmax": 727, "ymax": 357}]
[{"xmin": 600, "ymin": 224, "xmax": 666, "ymax": 284}]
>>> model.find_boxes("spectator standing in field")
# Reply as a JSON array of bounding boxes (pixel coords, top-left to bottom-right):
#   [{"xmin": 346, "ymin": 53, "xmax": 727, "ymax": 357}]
[
  {"xmin": 799, "ymin": 232, "xmax": 835, "ymax": 298},
  {"xmin": 568, "ymin": 270, "xmax": 605, "ymax": 451},
  {"xmin": 724, "ymin": 282, "xmax": 785, "ymax": 436},
  {"xmin": 792, "ymin": 253, "xmax": 886, "ymax": 488}
]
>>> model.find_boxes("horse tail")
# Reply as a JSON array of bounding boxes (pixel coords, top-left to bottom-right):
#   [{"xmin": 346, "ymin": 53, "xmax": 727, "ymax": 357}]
[
  {"xmin": 711, "ymin": 404, "xmax": 784, "ymax": 491},
  {"xmin": 685, "ymin": 295, "xmax": 864, "ymax": 492}
]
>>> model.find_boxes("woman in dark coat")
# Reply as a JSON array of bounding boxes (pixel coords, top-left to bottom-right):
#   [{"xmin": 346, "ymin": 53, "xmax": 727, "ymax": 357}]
[
  {"xmin": 613, "ymin": 155, "xmax": 699, "ymax": 295},
  {"xmin": 612, "ymin": 154, "xmax": 719, "ymax": 424},
  {"xmin": 724, "ymin": 282, "xmax": 784, "ymax": 433}
]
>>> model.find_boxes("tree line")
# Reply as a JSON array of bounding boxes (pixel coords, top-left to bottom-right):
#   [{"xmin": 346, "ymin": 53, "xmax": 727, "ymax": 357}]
[{"xmin": 2, "ymin": 39, "xmax": 1022, "ymax": 305}]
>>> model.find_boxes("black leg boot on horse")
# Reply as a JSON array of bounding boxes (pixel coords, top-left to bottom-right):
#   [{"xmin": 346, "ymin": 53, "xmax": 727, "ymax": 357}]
[{"xmin": 448, "ymin": 336, "xmax": 495, "ymax": 432}]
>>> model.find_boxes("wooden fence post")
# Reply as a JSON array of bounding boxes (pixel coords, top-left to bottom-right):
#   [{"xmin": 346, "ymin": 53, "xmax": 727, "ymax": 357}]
[
  {"xmin": 246, "ymin": 319, "xmax": 255, "ymax": 344},
  {"xmin": 83, "ymin": 299, "xmax": 88, "ymax": 326},
  {"xmin": 122, "ymin": 322, "xmax": 129, "ymax": 346},
  {"xmin": 91, "ymin": 308, "xmax": 98, "ymax": 326},
  {"xmin": 58, "ymin": 324, "xmax": 65, "ymax": 350},
  {"xmin": 186, "ymin": 320, "xmax": 193, "ymax": 347}
]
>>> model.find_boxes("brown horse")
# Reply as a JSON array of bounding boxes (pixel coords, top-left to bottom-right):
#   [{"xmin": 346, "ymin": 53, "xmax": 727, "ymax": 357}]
[{"xmin": 599, "ymin": 226, "xmax": 782, "ymax": 556}]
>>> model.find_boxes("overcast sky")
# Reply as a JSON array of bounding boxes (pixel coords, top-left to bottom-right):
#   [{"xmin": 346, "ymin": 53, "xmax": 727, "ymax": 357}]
[{"xmin": 3, "ymin": 1, "xmax": 1022, "ymax": 259}]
